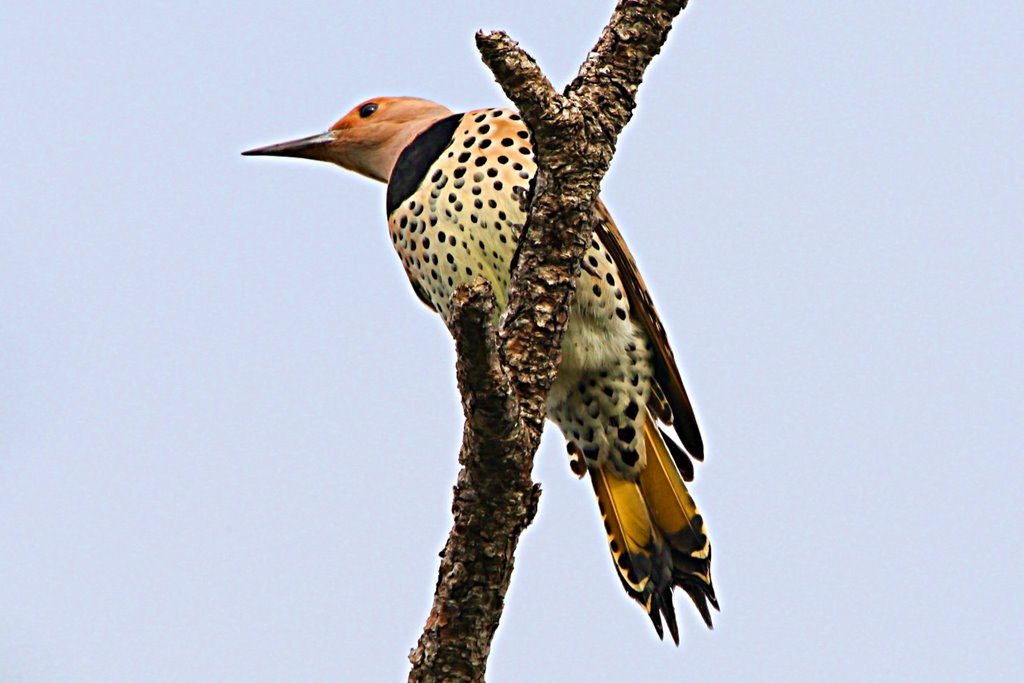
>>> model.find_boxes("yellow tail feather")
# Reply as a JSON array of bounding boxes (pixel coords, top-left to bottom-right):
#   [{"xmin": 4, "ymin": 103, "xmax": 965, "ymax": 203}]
[
  {"xmin": 638, "ymin": 413, "xmax": 709, "ymax": 562},
  {"xmin": 638, "ymin": 410, "xmax": 718, "ymax": 627},
  {"xmin": 591, "ymin": 464, "xmax": 658, "ymax": 595},
  {"xmin": 587, "ymin": 409, "xmax": 717, "ymax": 643}
]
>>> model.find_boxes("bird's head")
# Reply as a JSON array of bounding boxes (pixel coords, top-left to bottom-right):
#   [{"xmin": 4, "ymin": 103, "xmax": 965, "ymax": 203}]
[{"xmin": 242, "ymin": 96, "xmax": 453, "ymax": 182}]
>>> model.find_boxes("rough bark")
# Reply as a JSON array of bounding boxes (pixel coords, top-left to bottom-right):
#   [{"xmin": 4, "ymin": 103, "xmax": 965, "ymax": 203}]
[{"xmin": 408, "ymin": 2, "xmax": 690, "ymax": 681}]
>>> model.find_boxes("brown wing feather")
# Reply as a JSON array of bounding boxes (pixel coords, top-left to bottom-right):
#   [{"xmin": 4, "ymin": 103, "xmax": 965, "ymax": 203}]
[{"xmin": 594, "ymin": 199, "xmax": 704, "ymax": 461}]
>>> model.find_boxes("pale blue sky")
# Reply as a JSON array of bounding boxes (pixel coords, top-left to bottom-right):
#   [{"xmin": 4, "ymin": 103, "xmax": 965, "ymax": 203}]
[{"xmin": 2, "ymin": 2, "xmax": 1022, "ymax": 681}]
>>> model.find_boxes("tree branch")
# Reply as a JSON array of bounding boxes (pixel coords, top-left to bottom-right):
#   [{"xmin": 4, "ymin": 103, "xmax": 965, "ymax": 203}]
[
  {"xmin": 408, "ymin": 280, "xmax": 539, "ymax": 680},
  {"xmin": 409, "ymin": 2, "xmax": 690, "ymax": 680}
]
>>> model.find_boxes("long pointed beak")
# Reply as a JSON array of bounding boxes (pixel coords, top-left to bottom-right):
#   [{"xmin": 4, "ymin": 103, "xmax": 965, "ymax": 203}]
[{"xmin": 241, "ymin": 131, "xmax": 338, "ymax": 161}]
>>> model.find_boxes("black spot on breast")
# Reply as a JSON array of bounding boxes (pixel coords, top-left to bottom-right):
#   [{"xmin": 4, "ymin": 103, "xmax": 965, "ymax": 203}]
[
  {"xmin": 621, "ymin": 449, "xmax": 640, "ymax": 467},
  {"xmin": 387, "ymin": 114, "xmax": 461, "ymax": 217},
  {"xmin": 615, "ymin": 308, "xmax": 627, "ymax": 320}
]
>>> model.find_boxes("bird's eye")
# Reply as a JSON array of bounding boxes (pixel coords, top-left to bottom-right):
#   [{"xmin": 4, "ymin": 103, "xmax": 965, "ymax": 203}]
[{"xmin": 359, "ymin": 103, "xmax": 379, "ymax": 118}]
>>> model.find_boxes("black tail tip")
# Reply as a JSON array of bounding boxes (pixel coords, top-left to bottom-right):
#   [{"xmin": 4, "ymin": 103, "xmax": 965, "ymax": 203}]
[{"xmin": 644, "ymin": 588, "xmax": 681, "ymax": 645}]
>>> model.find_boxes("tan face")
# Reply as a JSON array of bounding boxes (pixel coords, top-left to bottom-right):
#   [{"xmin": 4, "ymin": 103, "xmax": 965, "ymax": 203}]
[{"xmin": 243, "ymin": 97, "xmax": 453, "ymax": 183}]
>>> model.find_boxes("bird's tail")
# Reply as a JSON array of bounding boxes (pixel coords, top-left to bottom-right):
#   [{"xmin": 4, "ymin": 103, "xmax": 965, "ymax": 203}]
[{"xmin": 588, "ymin": 409, "xmax": 718, "ymax": 643}]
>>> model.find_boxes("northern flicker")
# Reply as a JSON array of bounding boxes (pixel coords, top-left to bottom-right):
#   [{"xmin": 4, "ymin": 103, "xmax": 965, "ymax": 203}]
[{"xmin": 243, "ymin": 97, "xmax": 718, "ymax": 643}]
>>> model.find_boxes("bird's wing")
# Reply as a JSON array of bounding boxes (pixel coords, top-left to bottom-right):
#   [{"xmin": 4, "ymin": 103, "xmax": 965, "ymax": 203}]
[{"xmin": 594, "ymin": 199, "xmax": 704, "ymax": 462}]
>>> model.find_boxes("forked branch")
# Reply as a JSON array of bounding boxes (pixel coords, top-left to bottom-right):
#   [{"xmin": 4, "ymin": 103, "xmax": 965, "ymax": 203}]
[{"xmin": 408, "ymin": 3, "xmax": 690, "ymax": 681}]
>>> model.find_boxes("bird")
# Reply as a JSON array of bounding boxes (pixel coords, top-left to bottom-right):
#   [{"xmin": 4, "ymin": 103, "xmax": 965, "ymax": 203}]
[{"xmin": 243, "ymin": 96, "xmax": 718, "ymax": 644}]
